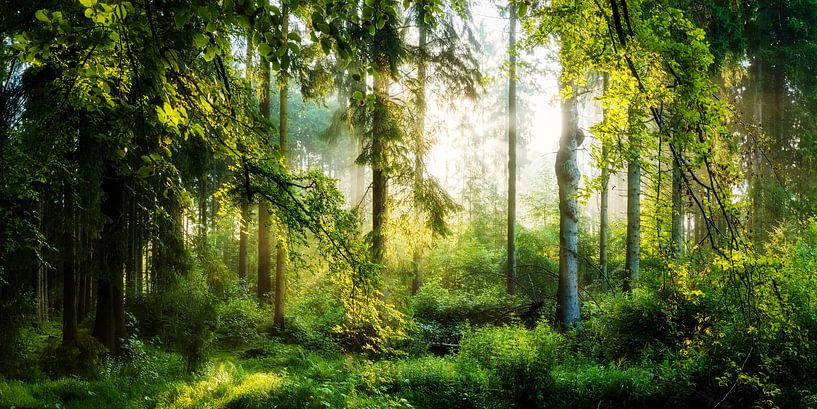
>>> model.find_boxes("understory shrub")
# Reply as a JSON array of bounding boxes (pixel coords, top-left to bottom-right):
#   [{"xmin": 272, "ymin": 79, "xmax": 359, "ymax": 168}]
[
  {"xmin": 409, "ymin": 283, "xmax": 512, "ymax": 350},
  {"xmin": 458, "ymin": 323, "xmax": 562, "ymax": 405},
  {"xmin": 130, "ymin": 272, "xmax": 218, "ymax": 371},
  {"xmin": 363, "ymin": 356, "xmax": 490, "ymax": 409},
  {"xmin": 39, "ymin": 331, "xmax": 107, "ymax": 378},
  {"xmin": 215, "ymin": 297, "xmax": 267, "ymax": 349}
]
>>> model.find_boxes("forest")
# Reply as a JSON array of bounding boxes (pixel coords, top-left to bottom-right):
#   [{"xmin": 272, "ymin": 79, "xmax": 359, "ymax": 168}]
[{"xmin": 2, "ymin": 0, "xmax": 817, "ymax": 407}]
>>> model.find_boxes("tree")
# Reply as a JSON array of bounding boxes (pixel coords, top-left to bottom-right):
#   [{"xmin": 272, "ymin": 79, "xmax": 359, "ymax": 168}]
[
  {"xmin": 555, "ymin": 79, "xmax": 582, "ymax": 329},
  {"xmin": 257, "ymin": 50, "xmax": 273, "ymax": 301},
  {"xmin": 273, "ymin": 4, "xmax": 290, "ymax": 328},
  {"xmin": 599, "ymin": 74, "xmax": 610, "ymax": 287},
  {"xmin": 624, "ymin": 122, "xmax": 641, "ymax": 293},
  {"xmin": 506, "ymin": 2, "xmax": 518, "ymax": 296},
  {"xmin": 239, "ymin": 38, "xmax": 253, "ymax": 281},
  {"xmin": 62, "ymin": 173, "xmax": 77, "ymax": 345}
]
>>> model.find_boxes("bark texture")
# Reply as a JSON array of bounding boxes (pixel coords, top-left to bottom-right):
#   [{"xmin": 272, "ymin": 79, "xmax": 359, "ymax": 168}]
[{"xmin": 555, "ymin": 84, "xmax": 582, "ymax": 329}]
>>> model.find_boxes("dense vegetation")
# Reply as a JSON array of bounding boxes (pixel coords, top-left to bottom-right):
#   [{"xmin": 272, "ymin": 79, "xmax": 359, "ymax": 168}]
[{"xmin": 2, "ymin": 0, "xmax": 817, "ymax": 407}]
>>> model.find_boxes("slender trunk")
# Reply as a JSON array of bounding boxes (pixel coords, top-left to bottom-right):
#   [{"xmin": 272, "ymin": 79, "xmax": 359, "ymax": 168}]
[
  {"xmin": 371, "ymin": 63, "xmax": 389, "ymax": 265},
  {"xmin": 239, "ymin": 36, "xmax": 252, "ymax": 281},
  {"xmin": 352, "ymin": 135, "xmax": 366, "ymax": 216},
  {"xmin": 199, "ymin": 175, "xmax": 208, "ymax": 239},
  {"xmin": 624, "ymin": 130, "xmax": 641, "ymax": 293},
  {"xmin": 257, "ymin": 48, "xmax": 272, "ymax": 301},
  {"xmin": 273, "ymin": 4, "xmax": 289, "ymax": 328},
  {"xmin": 599, "ymin": 74, "xmax": 609, "ymax": 287},
  {"xmin": 599, "ymin": 146, "xmax": 609, "ymax": 284},
  {"xmin": 136, "ymin": 203, "xmax": 143, "ymax": 294},
  {"xmin": 506, "ymin": 3, "xmax": 518, "ymax": 296},
  {"xmin": 749, "ymin": 58, "xmax": 764, "ymax": 241},
  {"xmin": 555, "ymin": 81, "xmax": 581, "ymax": 329},
  {"xmin": 671, "ymin": 152, "xmax": 683, "ymax": 261},
  {"xmin": 93, "ymin": 164, "xmax": 127, "ymax": 353},
  {"xmin": 36, "ymin": 191, "xmax": 46, "ymax": 323},
  {"xmin": 125, "ymin": 189, "xmax": 137, "ymax": 298},
  {"xmin": 411, "ymin": 17, "xmax": 429, "ymax": 295},
  {"xmin": 239, "ymin": 200, "xmax": 249, "ymax": 279},
  {"xmin": 62, "ymin": 180, "xmax": 77, "ymax": 345}
]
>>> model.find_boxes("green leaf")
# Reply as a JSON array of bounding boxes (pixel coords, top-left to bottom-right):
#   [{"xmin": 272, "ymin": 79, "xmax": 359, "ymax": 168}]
[
  {"xmin": 518, "ymin": 3, "xmax": 527, "ymax": 18},
  {"xmin": 264, "ymin": 32, "xmax": 275, "ymax": 44},
  {"xmin": 35, "ymin": 9, "xmax": 50, "ymax": 23},
  {"xmin": 79, "ymin": 0, "xmax": 97, "ymax": 7},
  {"xmin": 136, "ymin": 166, "xmax": 151, "ymax": 179},
  {"xmin": 174, "ymin": 12, "xmax": 190, "ymax": 28},
  {"xmin": 288, "ymin": 42, "xmax": 299, "ymax": 54},
  {"xmin": 258, "ymin": 42, "xmax": 274, "ymax": 59},
  {"xmin": 192, "ymin": 33, "xmax": 208, "ymax": 48}
]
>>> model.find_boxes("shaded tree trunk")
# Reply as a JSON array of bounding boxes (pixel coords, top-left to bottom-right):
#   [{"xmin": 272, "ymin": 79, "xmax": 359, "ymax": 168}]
[
  {"xmin": 239, "ymin": 37, "xmax": 252, "ymax": 281},
  {"xmin": 371, "ymin": 63, "xmax": 389, "ymax": 265},
  {"xmin": 257, "ymin": 49, "xmax": 272, "ymax": 300},
  {"xmin": 239, "ymin": 200, "xmax": 249, "ymax": 280},
  {"xmin": 599, "ymin": 145, "xmax": 609, "ymax": 285},
  {"xmin": 671, "ymin": 153, "xmax": 684, "ymax": 261},
  {"xmin": 62, "ymin": 180, "xmax": 77, "ymax": 345},
  {"xmin": 506, "ymin": 3, "xmax": 518, "ymax": 296},
  {"xmin": 36, "ymin": 191, "xmax": 47, "ymax": 323},
  {"xmin": 411, "ymin": 14, "xmax": 430, "ymax": 296},
  {"xmin": 273, "ymin": 4, "xmax": 289, "ymax": 328},
  {"xmin": 92, "ymin": 164, "xmax": 127, "ymax": 353},
  {"xmin": 555, "ymin": 83, "xmax": 581, "ymax": 329},
  {"xmin": 624, "ymin": 132, "xmax": 641, "ymax": 293},
  {"xmin": 599, "ymin": 74, "xmax": 609, "ymax": 288}
]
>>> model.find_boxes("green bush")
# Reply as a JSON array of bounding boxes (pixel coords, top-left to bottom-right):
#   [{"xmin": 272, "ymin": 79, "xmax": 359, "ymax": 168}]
[
  {"xmin": 130, "ymin": 273, "xmax": 218, "ymax": 372},
  {"xmin": 0, "ymin": 293, "xmax": 35, "ymax": 379},
  {"xmin": 215, "ymin": 297, "xmax": 267, "ymax": 349},
  {"xmin": 458, "ymin": 322, "xmax": 562, "ymax": 406},
  {"xmin": 549, "ymin": 363, "xmax": 659, "ymax": 408},
  {"xmin": 363, "ymin": 356, "xmax": 490, "ymax": 409},
  {"xmin": 411, "ymin": 283, "xmax": 509, "ymax": 325},
  {"xmin": 283, "ymin": 288, "xmax": 344, "ymax": 351},
  {"xmin": 579, "ymin": 290, "xmax": 713, "ymax": 363},
  {"xmin": 39, "ymin": 331, "xmax": 107, "ymax": 378}
]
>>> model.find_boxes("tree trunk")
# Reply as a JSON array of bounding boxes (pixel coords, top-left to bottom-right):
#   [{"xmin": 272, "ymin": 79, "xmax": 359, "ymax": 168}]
[
  {"xmin": 93, "ymin": 164, "xmax": 127, "ymax": 353},
  {"xmin": 624, "ymin": 131, "xmax": 641, "ymax": 293},
  {"xmin": 257, "ymin": 48, "xmax": 272, "ymax": 301},
  {"xmin": 555, "ymin": 82, "xmax": 581, "ymax": 329},
  {"xmin": 599, "ymin": 146, "xmax": 609, "ymax": 285},
  {"xmin": 599, "ymin": 74, "xmax": 609, "ymax": 288},
  {"xmin": 36, "ymin": 191, "xmax": 47, "ymax": 323},
  {"xmin": 353, "ymin": 136, "xmax": 366, "ymax": 214},
  {"xmin": 239, "ymin": 200, "xmax": 249, "ymax": 279},
  {"xmin": 239, "ymin": 36, "xmax": 252, "ymax": 281},
  {"xmin": 62, "ymin": 180, "xmax": 77, "ymax": 345},
  {"xmin": 506, "ymin": 3, "xmax": 518, "ymax": 296},
  {"xmin": 199, "ymin": 175, "xmax": 208, "ymax": 239},
  {"xmin": 371, "ymin": 63, "xmax": 389, "ymax": 265},
  {"xmin": 671, "ymin": 152, "xmax": 684, "ymax": 261},
  {"xmin": 273, "ymin": 4, "xmax": 289, "ymax": 329},
  {"xmin": 411, "ymin": 16, "xmax": 430, "ymax": 295}
]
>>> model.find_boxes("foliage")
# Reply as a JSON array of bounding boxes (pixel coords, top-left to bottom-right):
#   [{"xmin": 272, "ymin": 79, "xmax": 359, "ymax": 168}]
[
  {"xmin": 214, "ymin": 296, "xmax": 267, "ymax": 350},
  {"xmin": 130, "ymin": 273, "xmax": 218, "ymax": 372},
  {"xmin": 458, "ymin": 323, "xmax": 562, "ymax": 405},
  {"xmin": 39, "ymin": 332, "xmax": 108, "ymax": 378},
  {"xmin": 361, "ymin": 356, "xmax": 491, "ymax": 408}
]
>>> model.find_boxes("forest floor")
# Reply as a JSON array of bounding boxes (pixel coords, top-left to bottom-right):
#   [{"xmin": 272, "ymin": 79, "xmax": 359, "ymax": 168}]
[{"xmin": 0, "ymin": 318, "xmax": 662, "ymax": 409}]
